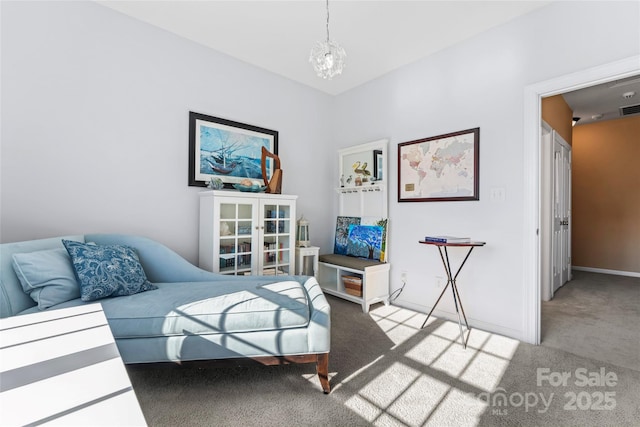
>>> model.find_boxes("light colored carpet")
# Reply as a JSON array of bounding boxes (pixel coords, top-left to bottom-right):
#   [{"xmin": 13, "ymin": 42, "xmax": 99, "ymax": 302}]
[
  {"xmin": 542, "ymin": 270, "xmax": 640, "ymax": 371},
  {"xmin": 128, "ymin": 296, "xmax": 640, "ymax": 426}
]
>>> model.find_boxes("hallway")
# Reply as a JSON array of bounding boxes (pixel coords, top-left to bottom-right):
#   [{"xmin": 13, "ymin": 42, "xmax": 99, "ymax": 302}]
[{"xmin": 541, "ymin": 270, "xmax": 640, "ymax": 371}]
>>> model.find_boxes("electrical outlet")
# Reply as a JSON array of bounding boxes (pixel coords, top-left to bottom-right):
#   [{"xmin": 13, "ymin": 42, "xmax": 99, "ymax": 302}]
[
  {"xmin": 435, "ymin": 276, "xmax": 445, "ymax": 288},
  {"xmin": 401, "ymin": 271, "xmax": 408, "ymax": 284}
]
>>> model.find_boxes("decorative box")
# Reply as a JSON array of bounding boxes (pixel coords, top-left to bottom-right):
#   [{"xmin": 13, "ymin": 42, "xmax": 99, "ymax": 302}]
[{"xmin": 342, "ymin": 275, "xmax": 363, "ymax": 297}]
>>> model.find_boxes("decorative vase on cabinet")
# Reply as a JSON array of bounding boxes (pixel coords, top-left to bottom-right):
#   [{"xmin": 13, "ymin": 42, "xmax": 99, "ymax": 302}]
[{"xmin": 199, "ymin": 191, "xmax": 297, "ymax": 276}]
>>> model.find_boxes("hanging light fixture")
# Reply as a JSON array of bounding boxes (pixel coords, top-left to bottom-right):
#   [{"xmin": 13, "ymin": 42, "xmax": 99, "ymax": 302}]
[{"xmin": 309, "ymin": 0, "xmax": 346, "ymax": 80}]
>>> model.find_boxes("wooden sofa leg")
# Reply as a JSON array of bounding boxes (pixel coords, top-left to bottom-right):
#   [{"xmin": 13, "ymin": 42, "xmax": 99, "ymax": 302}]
[{"xmin": 317, "ymin": 353, "xmax": 330, "ymax": 394}]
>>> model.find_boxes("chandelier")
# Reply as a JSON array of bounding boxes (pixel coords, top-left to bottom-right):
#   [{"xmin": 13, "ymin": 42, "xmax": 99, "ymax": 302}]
[{"xmin": 309, "ymin": 0, "xmax": 346, "ymax": 80}]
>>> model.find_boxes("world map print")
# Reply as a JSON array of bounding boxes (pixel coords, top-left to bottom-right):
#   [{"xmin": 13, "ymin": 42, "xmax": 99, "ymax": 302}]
[{"xmin": 399, "ymin": 129, "xmax": 478, "ymax": 201}]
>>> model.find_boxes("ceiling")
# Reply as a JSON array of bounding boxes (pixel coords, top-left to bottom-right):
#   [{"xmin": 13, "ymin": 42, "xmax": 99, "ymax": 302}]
[
  {"xmin": 562, "ymin": 75, "xmax": 640, "ymax": 126},
  {"xmin": 96, "ymin": 1, "xmax": 640, "ymax": 122},
  {"xmin": 97, "ymin": 0, "xmax": 550, "ymax": 96}
]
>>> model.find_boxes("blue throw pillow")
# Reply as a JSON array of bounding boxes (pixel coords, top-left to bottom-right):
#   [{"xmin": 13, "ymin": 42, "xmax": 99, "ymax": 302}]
[
  {"xmin": 12, "ymin": 248, "xmax": 81, "ymax": 309},
  {"xmin": 62, "ymin": 239, "xmax": 157, "ymax": 302}
]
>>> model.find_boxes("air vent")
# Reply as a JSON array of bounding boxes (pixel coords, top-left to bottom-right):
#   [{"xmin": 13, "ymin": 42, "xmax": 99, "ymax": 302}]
[
  {"xmin": 609, "ymin": 77, "xmax": 640, "ymax": 88},
  {"xmin": 619, "ymin": 103, "xmax": 640, "ymax": 116}
]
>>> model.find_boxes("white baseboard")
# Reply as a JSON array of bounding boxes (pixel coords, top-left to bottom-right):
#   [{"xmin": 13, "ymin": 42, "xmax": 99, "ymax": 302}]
[
  {"xmin": 572, "ymin": 266, "xmax": 640, "ymax": 278},
  {"xmin": 390, "ymin": 298, "xmax": 526, "ymax": 342}
]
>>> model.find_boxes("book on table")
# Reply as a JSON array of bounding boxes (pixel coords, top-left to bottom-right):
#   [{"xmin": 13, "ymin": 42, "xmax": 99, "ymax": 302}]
[{"xmin": 424, "ymin": 235, "xmax": 471, "ymax": 243}]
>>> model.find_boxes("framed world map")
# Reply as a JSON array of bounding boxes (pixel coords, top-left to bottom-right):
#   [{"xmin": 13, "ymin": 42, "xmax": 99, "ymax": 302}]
[{"xmin": 397, "ymin": 128, "xmax": 479, "ymax": 202}]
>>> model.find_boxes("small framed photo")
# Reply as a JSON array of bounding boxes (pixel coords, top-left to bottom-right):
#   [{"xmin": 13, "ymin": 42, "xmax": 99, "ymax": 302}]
[
  {"xmin": 188, "ymin": 112, "xmax": 278, "ymax": 187},
  {"xmin": 398, "ymin": 128, "xmax": 479, "ymax": 202},
  {"xmin": 373, "ymin": 149, "xmax": 383, "ymax": 181}
]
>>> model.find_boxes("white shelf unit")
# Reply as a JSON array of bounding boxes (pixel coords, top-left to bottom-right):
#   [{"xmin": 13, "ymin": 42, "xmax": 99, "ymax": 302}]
[
  {"xmin": 318, "ymin": 139, "xmax": 390, "ymax": 313},
  {"xmin": 199, "ymin": 190, "xmax": 297, "ymax": 276},
  {"xmin": 318, "ymin": 257, "xmax": 391, "ymax": 313}
]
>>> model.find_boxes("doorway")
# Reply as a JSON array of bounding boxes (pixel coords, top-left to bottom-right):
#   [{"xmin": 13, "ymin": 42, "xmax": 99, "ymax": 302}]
[{"xmin": 522, "ymin": 55, "xmax": 640, "ymax": 346}]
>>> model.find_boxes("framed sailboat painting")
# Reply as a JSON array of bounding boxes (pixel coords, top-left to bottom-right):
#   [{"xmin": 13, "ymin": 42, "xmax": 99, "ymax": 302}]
[{"xmin": 188, "ymin": 111, "xmax": 278, "ymax": 187}]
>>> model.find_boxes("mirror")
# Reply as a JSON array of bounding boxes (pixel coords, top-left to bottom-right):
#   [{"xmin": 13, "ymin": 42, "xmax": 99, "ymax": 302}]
[{"xmin": 338, "ymin": 139, "xmax": 387, "ymax": 188}]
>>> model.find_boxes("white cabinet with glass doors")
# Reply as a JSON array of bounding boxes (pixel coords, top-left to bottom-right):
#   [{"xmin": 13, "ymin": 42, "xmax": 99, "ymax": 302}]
[{"xmin": 199, "ymin": 191, "xmax": 297, "ymax": 276}]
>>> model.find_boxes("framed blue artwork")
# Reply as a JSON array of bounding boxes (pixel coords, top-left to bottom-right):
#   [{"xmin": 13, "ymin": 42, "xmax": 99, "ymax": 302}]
[
  {"xmin": 346, "ymin": 224, "xmax": 384, "ymax": 261},
  {"xmin": 188, "ymin": 111, "xmax": 278, "ymax": 187}
]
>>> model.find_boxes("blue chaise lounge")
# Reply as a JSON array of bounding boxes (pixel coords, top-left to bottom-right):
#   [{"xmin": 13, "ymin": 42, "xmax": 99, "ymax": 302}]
[{"xmin": 0, "ymin": 234, "xmax": 331, "ymax": 393}]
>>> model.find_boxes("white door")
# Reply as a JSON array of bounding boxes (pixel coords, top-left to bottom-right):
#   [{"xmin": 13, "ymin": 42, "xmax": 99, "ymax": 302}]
[{"xmin": 552, "ymin": 131, "xmax": 572, "ymax": 296}]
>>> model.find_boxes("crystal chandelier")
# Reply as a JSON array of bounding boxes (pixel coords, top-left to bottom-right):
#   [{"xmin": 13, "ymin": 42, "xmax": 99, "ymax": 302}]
[{"xmin": 309, "ymin": 0, "xmax": 346, "ymax": 80}]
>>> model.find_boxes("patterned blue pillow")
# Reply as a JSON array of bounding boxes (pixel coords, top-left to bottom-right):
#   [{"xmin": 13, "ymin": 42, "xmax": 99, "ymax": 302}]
[{"xmin": 62, "ymin": 240, "xmax": 157, "ymax": 302}]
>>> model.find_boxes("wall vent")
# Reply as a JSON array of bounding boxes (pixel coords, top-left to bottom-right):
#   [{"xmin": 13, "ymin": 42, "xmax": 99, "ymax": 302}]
[{"xmin": 619, "ymin": 103, "xmax": 640, "ymax": 117}]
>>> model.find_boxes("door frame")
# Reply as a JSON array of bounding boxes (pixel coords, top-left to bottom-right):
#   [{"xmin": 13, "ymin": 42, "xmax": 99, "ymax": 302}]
[
  {"xmin": 522, "ymin": 55, "xmax": 640, "ymax": 345},
  {"xmin": 540, "ymin": 121, "xmax": 553, "ymax": 302}
]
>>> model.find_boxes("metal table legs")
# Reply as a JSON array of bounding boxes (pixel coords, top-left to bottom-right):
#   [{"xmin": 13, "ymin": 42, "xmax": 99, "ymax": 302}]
[{"xmin": 421, "ymin": 245, "xmax": 475, "ymax": 349}]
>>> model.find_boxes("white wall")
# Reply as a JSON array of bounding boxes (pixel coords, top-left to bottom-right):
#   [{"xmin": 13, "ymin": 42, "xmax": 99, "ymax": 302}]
[
  {"xmin": 2, "ymin": 1, "xmax": 639, "ymax": 341},
  {"xmin": 331, "ymin": 1, "xmax": 640, "ymax": 340},
  {"xmin": 0, "ymin": 1, "xmax": 335, "ymax": 263}
]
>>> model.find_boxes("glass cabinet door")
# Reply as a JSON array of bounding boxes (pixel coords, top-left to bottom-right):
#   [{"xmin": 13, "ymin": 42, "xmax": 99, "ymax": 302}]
[
  {"xmin": 218, "ymin": 201, "xmax": 255, "ymax": 275},
  {"xmin": 261, "ymin": 202, "xmax": 292, "ymax": 276}
]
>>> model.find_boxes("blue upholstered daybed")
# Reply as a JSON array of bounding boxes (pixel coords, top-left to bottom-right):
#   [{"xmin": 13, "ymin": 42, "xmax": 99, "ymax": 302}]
[{"xmin": 0, "ymin": 234, "xmax": 331, "ymax": 393}]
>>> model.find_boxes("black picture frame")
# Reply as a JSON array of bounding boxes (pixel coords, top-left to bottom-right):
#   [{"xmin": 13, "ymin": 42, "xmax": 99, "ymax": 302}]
[
  {"xmin": 188, "ymin": 112, "xmax": 278, "ymax": 187},
  {"xmin": 373, "ymin": 149, "xmax": 383, "ymax": 181},
  {"xmin": 398, "ymin": 128, "xmax": 479, "ymax": 202}
]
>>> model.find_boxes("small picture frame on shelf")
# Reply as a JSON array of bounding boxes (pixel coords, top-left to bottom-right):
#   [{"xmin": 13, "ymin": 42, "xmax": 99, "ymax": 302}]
[{"xmin": 373, "ymin": 149, "xmax": 383, "ymax": 181}]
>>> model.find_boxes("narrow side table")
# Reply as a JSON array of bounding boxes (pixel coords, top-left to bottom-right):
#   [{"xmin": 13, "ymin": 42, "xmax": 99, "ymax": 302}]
[
  {"xmin": 419, "ymin": 240, "xmax": 486, "ymax": 348},
  {"xmin": 295, "ymin": 246, "xmax": 320, "ymax": 277}
]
